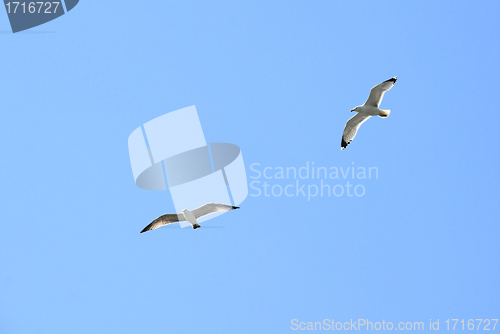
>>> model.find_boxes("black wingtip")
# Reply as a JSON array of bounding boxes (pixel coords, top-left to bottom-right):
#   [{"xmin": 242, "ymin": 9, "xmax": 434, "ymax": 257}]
[
  {"xmin": 341, "ymin": 138, "xmax": 349, "ymax": 150},
  {"xmin": 140, "ymin": 225, "xmax": 151, "ymax": 233},
  {"xmin": 232, "ymin": 206, "xmax": 240, "ymax": 209},
  {"xmin": 384, "ymin": 76, "xmax": 397, "ymax": 83}
]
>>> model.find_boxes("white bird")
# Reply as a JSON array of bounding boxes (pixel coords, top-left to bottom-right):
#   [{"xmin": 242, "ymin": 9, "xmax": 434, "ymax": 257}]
[
  {"xmin": 341, "ymin": 77, "xmax": 397, "ymax": 150},
  {"xmin": 140, "ymin": 203, "xmax": 239, "ymax": 233}
]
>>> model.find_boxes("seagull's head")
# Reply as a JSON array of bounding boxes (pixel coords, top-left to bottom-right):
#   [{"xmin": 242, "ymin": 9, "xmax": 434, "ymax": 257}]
[
  {"xmin": 350, "ymin": 106, "xmax": 361, "ymax": 112},
  {"xmin": 182, "ymin": 209, "xmax": 187, "ymax": 213}
]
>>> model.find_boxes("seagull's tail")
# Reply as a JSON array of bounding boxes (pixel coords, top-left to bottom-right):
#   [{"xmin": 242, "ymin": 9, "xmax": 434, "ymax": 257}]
[{"xmin": 379, "ymin": 109, "xmax": 390, "ymax": 118}]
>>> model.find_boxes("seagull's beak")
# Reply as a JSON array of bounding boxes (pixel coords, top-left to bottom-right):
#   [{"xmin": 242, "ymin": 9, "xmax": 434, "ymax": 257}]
[{"xmin": 350, "ymin": 109, "xmax": 355, "ymax": 112}]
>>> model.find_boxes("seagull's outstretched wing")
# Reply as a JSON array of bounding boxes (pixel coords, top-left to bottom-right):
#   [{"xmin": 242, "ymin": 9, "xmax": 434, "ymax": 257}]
[
  {"xmin": 140, "ymin": 213, "xmax": 186, "ymax": 233},
  {"xmin": 192, "ymin": 203, "xmax": 239, "ymax": 219},
  {"xmin": 341, "ymin": 113, "xmax": 371, "ymax": 150},
  {"xmin": 364, "ymin": 77, "xmax": 397, "ymax": 107}
]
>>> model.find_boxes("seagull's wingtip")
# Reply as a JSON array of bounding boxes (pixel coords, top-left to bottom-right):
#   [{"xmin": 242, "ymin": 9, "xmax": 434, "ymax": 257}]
[
  {"xmin": 384, "ymin": 77, "xmax": 397, "ymax": 84},
  {"xmin": 341, "ymin": 138, "xmax": 349, "ymax": 150},
  {"xmin": 232, "ymin": 206, "xmax": 240, "ymax": 209}
]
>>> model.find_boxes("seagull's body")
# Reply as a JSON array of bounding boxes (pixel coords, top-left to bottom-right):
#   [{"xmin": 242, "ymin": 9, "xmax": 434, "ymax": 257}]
[
  {"xmin": 140, "ymin": 203, "xmax": 239, "ymax": 233},
  {"xmin": 341, "ymin": 77, "xmax": 397, "ymax": 150},
  {"xmin": 182, "ymin": 209, "xmax": 200, "ymax": 229}
]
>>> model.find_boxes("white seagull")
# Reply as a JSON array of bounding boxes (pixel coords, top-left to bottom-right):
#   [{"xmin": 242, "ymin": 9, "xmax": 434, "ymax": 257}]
[
  {"xmin": 341, "ymin": 77, "xmax": 397, "ymax": 150},
  {"xmin": 140, "ymin": 203, "xmax": 239, "ymax": 233}
]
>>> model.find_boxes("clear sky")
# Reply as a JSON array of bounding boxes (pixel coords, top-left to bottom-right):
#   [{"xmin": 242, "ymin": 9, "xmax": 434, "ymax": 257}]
[{"xmin": 1, "ymin": 1, "xmax": 499, "ymax": 333}]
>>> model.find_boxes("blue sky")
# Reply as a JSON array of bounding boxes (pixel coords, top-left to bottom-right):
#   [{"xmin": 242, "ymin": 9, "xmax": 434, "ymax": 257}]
[{"xmin": 1, "ymin": 1, "xmax": 499, "ymax": 333}]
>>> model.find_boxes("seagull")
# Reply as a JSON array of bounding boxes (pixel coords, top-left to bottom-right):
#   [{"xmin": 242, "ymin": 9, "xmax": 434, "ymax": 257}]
[
  {"xmin": 341, "ymin": 77, "xmax": 397, "ymax": 150},
  {"xmin": 140, "ymin": 203, "xmax": 239, "ymax": 233}
]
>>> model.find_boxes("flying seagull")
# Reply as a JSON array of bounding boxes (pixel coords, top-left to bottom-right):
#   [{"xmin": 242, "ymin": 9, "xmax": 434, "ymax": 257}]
[
  {"xmin": 341, "ymin": 76, "xmax": 397, "ymax": 150},
  {"xmin": 140, "ymin": 203, "xmax": 239, "ymax": 233}
]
